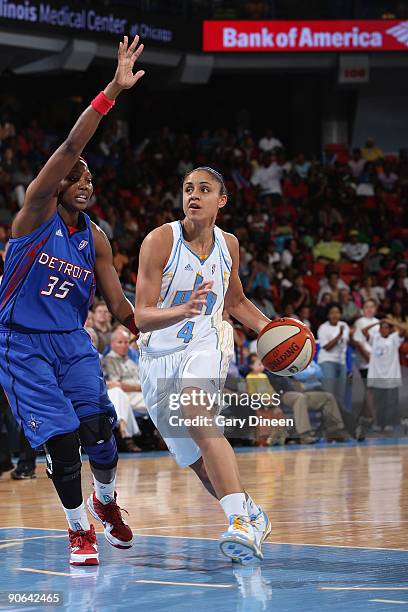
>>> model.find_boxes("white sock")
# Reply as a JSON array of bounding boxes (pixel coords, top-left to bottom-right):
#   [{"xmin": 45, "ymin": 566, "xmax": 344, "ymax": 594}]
[
  {"xmin": 93, "ymin": 476, "xmax": 116, "ymax": 505},
  {"xmin": 64, "ymin": 502, "xmax": 90, "ymax": 532},
  {"xmin": 219, "ymin": 493, "xmax": 249, "ymax": 519},
  {"xmin": 246, "ymin": 494, "xmax": 261, "ymax": 518}
]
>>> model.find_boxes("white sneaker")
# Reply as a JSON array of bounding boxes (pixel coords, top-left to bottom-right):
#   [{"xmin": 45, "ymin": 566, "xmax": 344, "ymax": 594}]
[
  {"xmin": 219, "ymin": 515, "xmax": 262, "ymax": 564},
  {"xmin": 251, "ymin": 508, "xmax": 272, "ymax": 550}
]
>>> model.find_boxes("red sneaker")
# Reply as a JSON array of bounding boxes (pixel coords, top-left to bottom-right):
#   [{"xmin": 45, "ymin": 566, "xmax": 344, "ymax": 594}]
[
  {"xmin": 87, "ymin": 492, "xmax": 133, "ymax": 549},
  {"xmin": 68, "ymin": 525, "xmax": 99, "ymax": 566}
]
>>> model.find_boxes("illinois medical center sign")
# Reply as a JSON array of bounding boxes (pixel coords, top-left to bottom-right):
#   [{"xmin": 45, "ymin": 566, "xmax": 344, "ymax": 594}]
[
  {"xmin": 203, "ymin": 20, "xmax": 408, "ymax": 52},
  {"xmin": 0, "ymin": 0, "xmax": 175, "ymax": 45}
]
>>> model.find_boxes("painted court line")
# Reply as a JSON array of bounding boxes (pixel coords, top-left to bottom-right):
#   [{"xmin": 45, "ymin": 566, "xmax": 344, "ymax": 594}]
[
  {"xmin": 0, "ymin": 535, "xmax": 67, "ymax": 544},
  {"xmin": 16, "ymin": 568, "xmax": 83, "ymax": 577},
  {"xmin": 266, "ymin": 540, "xmax": 408, "ymax": 553},
  {"xmin": 320, "ymin": 587, "xmax": 408, "ymax": 591},
  {"xmin": 130, "ymin": 579, "xmax": 234, "ymax": 589},
  {"xmin": 2, "ymin": 527, "xmax": 408, "ymax": 552},
  {"xmin": 369, "ymin": 600, "xmax": 408, "ymax": 605}
]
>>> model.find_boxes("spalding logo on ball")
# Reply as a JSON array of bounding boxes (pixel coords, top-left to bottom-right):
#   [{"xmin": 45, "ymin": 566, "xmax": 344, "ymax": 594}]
[{"xmin": 257, "ymin": 318, "xmax": 316, "ymax": 377}]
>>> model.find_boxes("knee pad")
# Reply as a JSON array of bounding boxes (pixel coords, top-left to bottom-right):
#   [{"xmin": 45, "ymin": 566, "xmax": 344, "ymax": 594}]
[
  {"xmin": 43, "ymin": 432, "xmax": 81, "ymax": 483},
  {"xmin": 79, "ymin": 413, "xmax": 118, "ymax": 470}
]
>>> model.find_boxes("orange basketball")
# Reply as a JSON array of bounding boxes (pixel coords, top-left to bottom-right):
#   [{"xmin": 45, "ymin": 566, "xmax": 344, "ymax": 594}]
[{"xmin": 257, "ymin": 318, "xmax": 316, "ymax": 376}]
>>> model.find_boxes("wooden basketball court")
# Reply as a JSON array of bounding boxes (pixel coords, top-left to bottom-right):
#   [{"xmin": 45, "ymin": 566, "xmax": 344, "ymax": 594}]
[{"xmin": 1, "ymin": 440, "xmax": 407, "ymax": 611}]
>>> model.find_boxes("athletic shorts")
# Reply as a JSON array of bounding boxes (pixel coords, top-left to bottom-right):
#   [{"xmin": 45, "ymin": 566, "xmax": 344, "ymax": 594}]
[
  {"xmin": 139, "ymin": 326, "xmax": 234, "ymax": 468},
  {"xmin": 0, "ymin": 328, "xmax": 116, "ymax": 448}
]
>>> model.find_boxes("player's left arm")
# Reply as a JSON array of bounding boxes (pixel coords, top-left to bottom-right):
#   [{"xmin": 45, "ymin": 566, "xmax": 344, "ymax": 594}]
[
  {"xmin": 92, "ymin": 223, "xmax": 138, "ymax": 335},
  {"xmin": 223, "ymin": 232, "xmax": 270, "ymax": 334}
]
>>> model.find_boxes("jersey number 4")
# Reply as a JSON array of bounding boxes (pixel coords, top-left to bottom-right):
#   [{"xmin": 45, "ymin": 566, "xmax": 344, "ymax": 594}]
[
  {"xmin": 41, "ymin": 275, "xmax": 74, "ymax": 299},
  {"xmin": 177, "ymin": 321, "xmax": 195, "ymax": 344}
]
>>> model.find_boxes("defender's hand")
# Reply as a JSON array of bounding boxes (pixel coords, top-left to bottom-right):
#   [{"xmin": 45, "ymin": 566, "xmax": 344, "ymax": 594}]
[{"xmin": 112, "ymin": 35, "xmax": 145, "ymax": 92}]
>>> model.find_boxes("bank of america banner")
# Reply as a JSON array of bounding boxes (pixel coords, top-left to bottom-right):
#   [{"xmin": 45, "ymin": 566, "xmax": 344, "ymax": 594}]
[{"xmin": 203, "ymin": 20, "xmax": 408, "ymax": 52}]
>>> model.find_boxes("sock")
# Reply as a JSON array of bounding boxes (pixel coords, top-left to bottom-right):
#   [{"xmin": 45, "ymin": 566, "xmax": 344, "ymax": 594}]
[
  {"xmin": 93, "ymin": 475, "xmax": 116, "ymax": 505},
  {"xmin": 246, "ymin": 493, "xmax": 261, "ymax": 518},
  {"xmin": 219, "ymin": 493, "xmax": 249, "ymax": 519},
  {"xmin": 64, "ymin": 502, "xmax": 90, "ymax": 532}
]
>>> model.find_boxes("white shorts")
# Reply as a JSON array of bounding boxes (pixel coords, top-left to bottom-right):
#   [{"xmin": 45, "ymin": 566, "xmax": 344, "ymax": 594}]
[{"xmin": 139, "ymin": 326, "xmax": 233, "ymax": 468}]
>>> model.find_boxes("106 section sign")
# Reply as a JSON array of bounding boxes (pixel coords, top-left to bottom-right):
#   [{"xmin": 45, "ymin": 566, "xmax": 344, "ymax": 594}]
[{"xmin": 203, "ymin": 20, "xmax": 408, "ymax": 52}]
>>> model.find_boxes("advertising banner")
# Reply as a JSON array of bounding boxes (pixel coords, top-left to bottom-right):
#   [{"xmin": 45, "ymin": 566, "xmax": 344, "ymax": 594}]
[
  {"xmin": 0, "ymin": 0, "xmax": 192, "ymax": 48},
  {"xmin": 203, "ymin": 20, "xmax": 408, "ymax": 52}
]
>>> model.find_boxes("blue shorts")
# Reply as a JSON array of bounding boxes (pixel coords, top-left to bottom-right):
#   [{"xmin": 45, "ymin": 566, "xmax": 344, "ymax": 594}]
[{"xmin": 0, "ymin": 328, "xmax": 116, "ymax": 448}]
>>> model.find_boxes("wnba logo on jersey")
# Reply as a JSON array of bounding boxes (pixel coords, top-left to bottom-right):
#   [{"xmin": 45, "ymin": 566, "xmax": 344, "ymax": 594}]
[{"xmin": 78, "ymin": 240, "xmax": 88, "ymax": 251}]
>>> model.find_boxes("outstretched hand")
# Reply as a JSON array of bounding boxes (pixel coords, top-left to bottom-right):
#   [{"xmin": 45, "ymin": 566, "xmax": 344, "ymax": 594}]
[
  {"xmin": 113, "ymin": 35, "xmax": 145, "ymax": 91},
  {"xmin": 183, "ymin": 281, "xmax": 214, "ymax": 317}
]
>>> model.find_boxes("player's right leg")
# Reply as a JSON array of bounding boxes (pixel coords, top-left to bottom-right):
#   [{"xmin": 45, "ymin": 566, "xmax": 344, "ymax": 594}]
[
  {"xmin": 189, "ymin": 457, "xmax": 271, "ymax": 559},
  {"xmin": 181, "ymin": 389, "xmax": 262, "ymax": 563},
  {"xmin": 139, "ymin": 347, "xmax": 267, "ymax": 563}
]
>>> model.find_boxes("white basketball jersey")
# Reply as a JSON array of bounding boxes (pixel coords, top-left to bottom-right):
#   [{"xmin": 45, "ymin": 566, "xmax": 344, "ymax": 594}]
[{"xmin": 139, "ymin": 221, "xmax": 232, "ymax": 355}]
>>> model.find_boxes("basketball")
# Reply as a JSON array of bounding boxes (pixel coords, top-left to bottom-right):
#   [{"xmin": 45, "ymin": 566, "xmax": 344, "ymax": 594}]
[{"xmin": 257, "ymin": 318, "xmax": 316, "ymax": 376}]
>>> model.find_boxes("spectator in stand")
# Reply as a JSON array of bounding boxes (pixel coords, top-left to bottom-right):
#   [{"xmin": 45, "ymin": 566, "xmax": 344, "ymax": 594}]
[
  {"xmin": 293, "ymin": 153, "xmax": 311, "ymax": 179},
  {"xmin": 289, "ymin": 360, "xmax": 350, "ymax": 442},
  {"xmin": 378, "ymin": 162, "xmax": 398, "ymax": 192},
  {"xmin": 364, "ymin": 320, "xmax": 408, "ymax": 431},
  {"xmin": 246, "ymin": 254, "xmax": 272, "ymax": 293},
  {"xmin": 387, "ymin": 276, "xmax": 408, "ymax": 304},
  {"xmin": 299, "ymin": 305, "xmax": 312, "ymax": 328},
  {"xmin": 361, "ymin": 138, "xmax": 384, "ymax": 162},
  {"xmin": 317, "ymin": 303, "xmax": 350, "ymax": 406},
  {"xmin": 387, "ymin": 301, "xmax": 408, "ymax": 325},
  {"xmin": 351, "ymin": 299, "xmax": 379, "ymax": 424},
  {"xmin": 283, "ymin": 171, "xmax": 308, "ymax": 205},
  {"xmin": 360, "ymin": 275, "xmax": 385, "ymax": 305},
  {"xmin": 11, "ymin": 159, "xmax": 34, "ymax": 209},
  {"xmin": 313, "ymin": 229, "xmax": 343, "ymax": 263},
  {"xmin": 388, "ymin": 265, "xmax": 408, "ymax": 292},
  {"xmin": 102, "ymin": 327, "xmax": 144, "ymax": 452},
  {"xmin": 251, "ymin": 286, "xmax": 277, "ymax": 320},
  {"xmin": 92, "ymin": 300, "xmax": 113, "ymax": 354},
  {"xmin": 0, "ymin": 226, "xmax": 7, "ymax": 251},
  {"xmin": 341, "ymin": 230, "xmax": 369, "ymax": 262},
  {"xmin": 313, "ymin": 291, "xmax": 333, "ymax": 327},
  {"xmin": 250, "ymin": 153, "xmax": 282, "ymax": 201},
  {"xmin": 258, "ymin": 128, "xmax": 282, "ymax": 153},
  {"xmin": 339, "ymin": 288, "xmax": 360, "ymax": 324},
  {"xmin": 283, "ymin": 273, "xmax": 310, "ymax": 312},
  {"xmin": 111, "ymin": 239, "xmax": 129, "ymax": 276},
  {"xmin": 281, "ymin": 238, "xmax": 298, "ymax": 270},
  {"xmin": 177, "ymin": 152, "xmax": 194, "ymax": 177},
  {"xmin": 318, "ymin": 271, "xmax": 348, "ymax": 303},
  {"xmin": 348, "ymin": 148, "xmax": 366, "ymax": 180},
  {"xmin": 245, "ymin": 354, "xmax": 287, "ymax": 446}
]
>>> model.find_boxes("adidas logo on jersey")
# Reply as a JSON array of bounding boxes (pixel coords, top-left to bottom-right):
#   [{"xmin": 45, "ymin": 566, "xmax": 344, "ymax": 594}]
[
  {"xmin": 55, "ymin": 229, "xmax": 63, "ymax": 237},
  {"xmin": 184, "ymin": 264, "xmax": 193, "ymax": 271}
]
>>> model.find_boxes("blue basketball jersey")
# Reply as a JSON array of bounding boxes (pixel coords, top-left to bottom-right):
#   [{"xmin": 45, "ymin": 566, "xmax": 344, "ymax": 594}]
[{"xmin": 0, "ymin": 211, "xmax": 96, "ymax": 332}]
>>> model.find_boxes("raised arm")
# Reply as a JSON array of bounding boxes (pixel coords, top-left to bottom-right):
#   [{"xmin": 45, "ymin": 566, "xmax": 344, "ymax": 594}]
[
  {"xmin": 13, "ymin": 35, "xmax": 144, "ymax": 238},
  {"xmin": 223, "ymin": 232, "xmax": 270, "ymax": 334},
  {"xmin": 134, "ymin": 225, "xmax": 212, "ymax": 333},
  {"xmin": 92, "ymin": 224, "xmax": 137, "ymax": 335}
]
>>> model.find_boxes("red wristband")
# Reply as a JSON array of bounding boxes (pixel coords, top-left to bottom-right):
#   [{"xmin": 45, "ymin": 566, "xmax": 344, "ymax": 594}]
[
  {"xmin": 91, "ymin": 91, "xmax": 116, "ymax": 116},
  {"xmin": 126, "ymin": 318, "xmax": 139, "ymax": 337}
]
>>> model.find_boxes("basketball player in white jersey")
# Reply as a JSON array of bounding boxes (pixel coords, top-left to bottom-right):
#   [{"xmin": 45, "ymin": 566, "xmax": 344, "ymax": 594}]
[{"xmin": 135, "ymin": 167, "xmax": 272, "ymax": 563}]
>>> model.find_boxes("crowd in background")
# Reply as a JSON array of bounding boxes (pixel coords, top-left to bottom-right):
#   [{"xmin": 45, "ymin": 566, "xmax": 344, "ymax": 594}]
[{"xmin": 0, "ymin": 113, "xmax": 408, "ymax": 474}]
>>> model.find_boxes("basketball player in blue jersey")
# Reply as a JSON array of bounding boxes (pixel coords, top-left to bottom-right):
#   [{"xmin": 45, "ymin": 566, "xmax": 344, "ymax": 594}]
[
  {"xmin": 135, "ymin": 167, "xmax": 272, "ymax": 564},
  {"xmin": 0, "ymin": 36, "xmax": 144, "ymax": 566}
]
